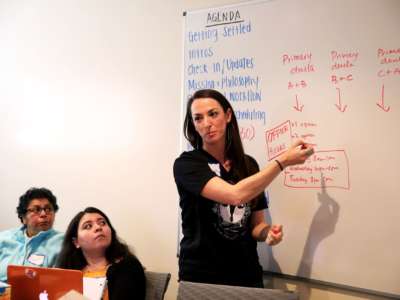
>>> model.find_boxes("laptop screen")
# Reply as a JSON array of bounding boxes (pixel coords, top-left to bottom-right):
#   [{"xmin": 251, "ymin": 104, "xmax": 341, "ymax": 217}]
[{"xmin": 7, "ymin": 265, "xmax": 83, "ymax": 300}]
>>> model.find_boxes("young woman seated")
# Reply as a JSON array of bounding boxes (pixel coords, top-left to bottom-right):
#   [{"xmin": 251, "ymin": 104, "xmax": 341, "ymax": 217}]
[{"xmin": 57, "ymin": 207, "xmax": 145, "ymax": 300}]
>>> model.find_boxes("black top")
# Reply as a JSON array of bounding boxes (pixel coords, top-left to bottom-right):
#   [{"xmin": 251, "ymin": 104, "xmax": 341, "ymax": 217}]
[
  {"xmin": 173, "ymin": 149, "xmax": 268, "ymax": 287},
  {"xmin": 106, "ymin": 255, "xmax": 146, "ymax": 300}
]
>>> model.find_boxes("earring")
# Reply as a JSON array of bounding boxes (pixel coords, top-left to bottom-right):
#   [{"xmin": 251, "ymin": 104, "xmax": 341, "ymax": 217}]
[{"xmin": 73, "ymin": 238, "xmax": 80, "ymax": 249}]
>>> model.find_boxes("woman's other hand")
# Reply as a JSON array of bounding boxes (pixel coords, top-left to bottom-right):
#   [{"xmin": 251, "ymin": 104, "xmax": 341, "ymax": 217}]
[{"xmin": 266, "ymin": 224, "xmax": 283, "ymax": 246}]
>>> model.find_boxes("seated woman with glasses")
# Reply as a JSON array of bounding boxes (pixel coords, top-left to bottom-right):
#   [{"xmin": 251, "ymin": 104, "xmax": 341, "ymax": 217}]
[
  {"xmin": 57, "ymin": 207, "xmax": 146, "ymax": 300},
  {"xmin": 0, "ymin": 187, "xmax": 64, "ymax": 282}
]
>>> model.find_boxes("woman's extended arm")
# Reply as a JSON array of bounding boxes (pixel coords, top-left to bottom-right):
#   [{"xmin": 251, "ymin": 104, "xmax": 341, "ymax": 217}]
[{"xmin": 201, "ymin": 140, "xmax": 313, "ymax": 206}]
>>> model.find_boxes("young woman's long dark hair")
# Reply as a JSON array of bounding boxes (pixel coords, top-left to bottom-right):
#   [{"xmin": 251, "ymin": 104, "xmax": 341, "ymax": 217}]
[
  {"xmin": 184, "ymin": 89, "xmax": 256, "ymax": 181},
  {"xmin": 57, "ymin": 207, "xmax": 136, "ymax": 270}
]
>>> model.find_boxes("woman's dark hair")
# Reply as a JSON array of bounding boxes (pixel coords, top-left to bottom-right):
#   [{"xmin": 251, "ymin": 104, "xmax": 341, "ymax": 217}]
[
  {"xmin": 16, "ymin": 187, "xmax": 59, "ymax": 223},
  {"xmin": 57, "ymin": 207, "xmax": 136, "ymax": 270},
  {"xmin": 184, "ymin": 89, "xmax": 256, "ymax": 180}
]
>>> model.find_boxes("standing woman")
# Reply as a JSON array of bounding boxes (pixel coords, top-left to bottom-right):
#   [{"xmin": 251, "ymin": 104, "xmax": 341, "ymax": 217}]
[
  {"xmin": 57, "ymin": 207, "xmax": 145, "ymax": 300},
  {"xmin": 173, "ymin": 89, "xmax": 314, "ymax": 287}
]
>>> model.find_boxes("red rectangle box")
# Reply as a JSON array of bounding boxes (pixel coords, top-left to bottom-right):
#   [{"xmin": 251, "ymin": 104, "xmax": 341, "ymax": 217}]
[
  {"xmin": 284, "ymin": 150, "xmax": 350, "ymax": 189},
  {"xmin": 265, "ymin": 120, "xmax": 292, "ymax": 160}
]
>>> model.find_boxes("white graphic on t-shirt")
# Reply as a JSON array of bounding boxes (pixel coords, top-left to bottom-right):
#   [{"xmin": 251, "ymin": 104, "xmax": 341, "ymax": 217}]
[
  {"xmin": 208, "ymin": 163, "xmax": 221, "ymax": 176},
  {"xmin": 212, "ymin": 203, "xmax": 251, "ymax": 240},
  {"xmin": 219, "ymin": 204, "xmax": 246, "ymax": 223}
]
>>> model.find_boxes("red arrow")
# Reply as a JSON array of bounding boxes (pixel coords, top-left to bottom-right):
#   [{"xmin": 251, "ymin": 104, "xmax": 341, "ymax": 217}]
[
  {"xmin": 293, "ymin": 94, "xmax": 304, "ymax": 112},
  {"xmin": 335, "ymin": 88, "xmax": 347, "ymax": 112},
  {"xmin": 376, "ymin": 84, "xmax": 390, "ymax": 112}
]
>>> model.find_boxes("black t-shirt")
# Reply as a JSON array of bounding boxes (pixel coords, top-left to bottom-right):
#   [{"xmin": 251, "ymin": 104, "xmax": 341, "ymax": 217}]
[{"xmin": 173, "ymin": 149, "xmax": 268, "ymax": 287}]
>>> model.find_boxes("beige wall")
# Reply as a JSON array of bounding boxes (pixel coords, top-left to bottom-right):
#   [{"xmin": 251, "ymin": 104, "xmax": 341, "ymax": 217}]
[{"xmin": 0, "ymin": 1, "xmax": 393, "ymax": 299}]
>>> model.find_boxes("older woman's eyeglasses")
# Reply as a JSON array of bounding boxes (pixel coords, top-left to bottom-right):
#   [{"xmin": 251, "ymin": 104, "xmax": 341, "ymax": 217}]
[{"xmin": 26, "ymin": 206, "xmax": 54, "ymax": 215}]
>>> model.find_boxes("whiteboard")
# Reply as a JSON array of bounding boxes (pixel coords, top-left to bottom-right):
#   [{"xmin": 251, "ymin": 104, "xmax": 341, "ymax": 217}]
[{"xmin": 182, "ymin": 0, "xmax": 400, "ymax": 296}]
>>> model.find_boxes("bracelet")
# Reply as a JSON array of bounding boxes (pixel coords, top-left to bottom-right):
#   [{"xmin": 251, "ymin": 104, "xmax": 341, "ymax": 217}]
[{"xmin": 275, "ymin": 159, "xmax": 284, "ymax": 171}]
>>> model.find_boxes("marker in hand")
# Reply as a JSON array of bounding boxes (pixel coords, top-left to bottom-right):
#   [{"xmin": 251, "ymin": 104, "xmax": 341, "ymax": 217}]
[
  {"xmin": 266, "ymin": 225, "xmax": 283, "ymax": 245},
  {"xmin": 301, "ymin": 143, "xmax": 315, "ymax": 157}
]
